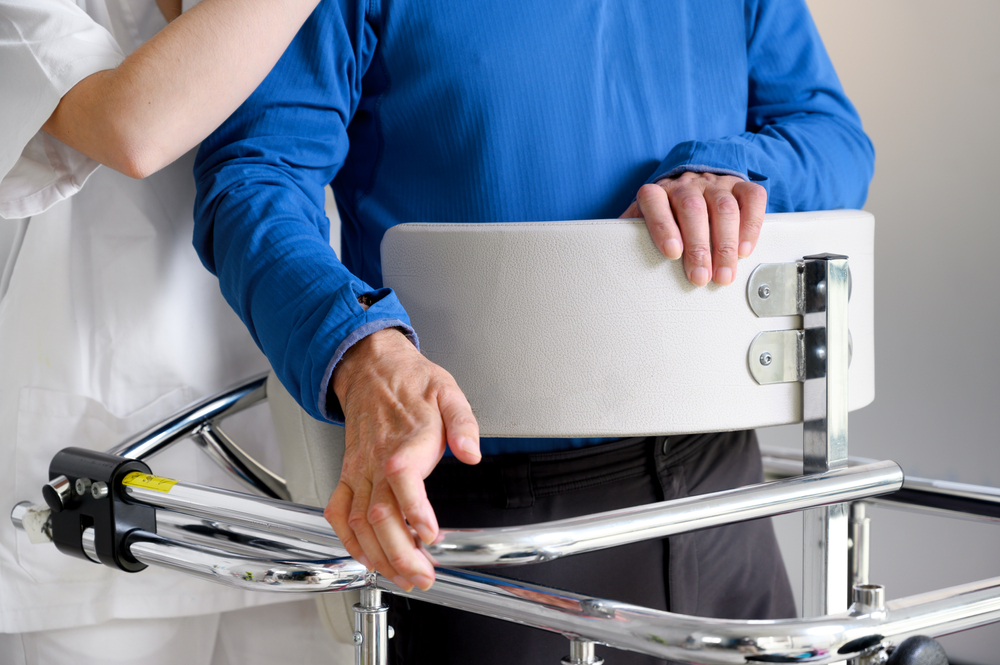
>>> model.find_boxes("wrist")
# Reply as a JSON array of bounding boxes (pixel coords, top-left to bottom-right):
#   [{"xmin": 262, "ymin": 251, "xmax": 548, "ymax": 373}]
[{"xmin": 331, "ymin": 327, "xmax": 412, "ymax": 404}]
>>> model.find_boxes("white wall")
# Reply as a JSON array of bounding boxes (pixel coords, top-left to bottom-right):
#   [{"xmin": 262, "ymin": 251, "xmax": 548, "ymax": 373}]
[{"xmin": 762, "ymin": 2, "xmax": 1000, "ymax": 662}]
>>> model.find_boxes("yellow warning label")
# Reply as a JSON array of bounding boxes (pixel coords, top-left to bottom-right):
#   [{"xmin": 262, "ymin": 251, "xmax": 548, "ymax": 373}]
[{"xmin": 122, "ymin": 472, "xmax": 178, "ymax": 493}]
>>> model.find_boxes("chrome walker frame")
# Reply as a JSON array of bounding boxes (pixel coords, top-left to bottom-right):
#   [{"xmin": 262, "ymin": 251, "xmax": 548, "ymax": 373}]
[{"xmin": 11, "ymin": 254, "xmax": 1000, "ymax": 664}]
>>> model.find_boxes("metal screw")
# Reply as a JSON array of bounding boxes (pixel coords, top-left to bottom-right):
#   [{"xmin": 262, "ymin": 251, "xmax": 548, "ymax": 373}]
[
  {"xmin": 759, "ymin": 352, "xmax": 772, "ymax": 366},
  {"xmin": 387, "ymin": 625, "xmax": 395, "ymax": 639},
  {"xmin": 75, "ymin": 478, "xmax": 92, "ymax": 496},
  {"xmin": 90, "ymin": 481, "xmax": 109, "ymax": 500},
  {"xmin": 757, "ymin": 284, "xmax": 771, "ymax": 299},
  {"xmin": 352, "ymin": 631, "xmax": 363, "ymax": 645}
]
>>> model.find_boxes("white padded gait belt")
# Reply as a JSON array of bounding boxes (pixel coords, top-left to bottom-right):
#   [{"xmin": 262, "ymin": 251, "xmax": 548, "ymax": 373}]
[{"xmin": 381, "ymin": 210, "xmax": 875, "ymax": 437}]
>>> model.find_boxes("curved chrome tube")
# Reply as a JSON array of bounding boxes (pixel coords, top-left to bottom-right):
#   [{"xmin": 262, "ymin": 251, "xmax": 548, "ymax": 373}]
[
  {"xmin": 387, "ymin": 569, "xmax": 1000, "ymax": 664},
  {"xmin": 761, "ymin": 446, "xmax": 1000, "ymax": 523},
  {"xmin": 155, "ymin": 511, "xmax": 336, "ymax": 560},
  {"xmin": 124, "ymin": 481, "xmax": 341, "ymax": 551},
  {"xmin": 120, "ymin": 526, "xmax": 1000, "ymax": 664},
  {"xmin": 108, "ymin": 374, "xmax": 268, "ymax": 461},
  {"xmin": 425, "ymin": 461, "xmax": 903, "ymax": 566},
  {"xmin": 125, "ymin": 462, "xmax": 900, "ymax": 568},
  {"xmin": 190, "ymin": 422, "xmax": 290, "ymax": 501},
  {"xmin": 126, "ymin": 530, "xmax": 366, "ymax": 593},
  {"xmin": 105, "ymin": 373, "xmax": 289, "ymax": 501}
]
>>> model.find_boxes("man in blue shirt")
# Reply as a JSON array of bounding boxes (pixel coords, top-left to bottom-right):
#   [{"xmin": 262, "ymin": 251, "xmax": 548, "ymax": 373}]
[{"xmin": 194, "ymin": 0, "xmax": 873, "ymax": 661}]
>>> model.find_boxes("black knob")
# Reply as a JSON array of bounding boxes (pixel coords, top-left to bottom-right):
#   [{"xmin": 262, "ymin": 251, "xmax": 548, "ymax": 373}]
[{"xmin": 886, "ymin": 636, "xmax": 949, "ymax": 665}]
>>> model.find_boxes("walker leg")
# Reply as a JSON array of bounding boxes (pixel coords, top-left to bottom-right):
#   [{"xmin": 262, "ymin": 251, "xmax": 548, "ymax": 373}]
[
  {"xmin": 849, "ymin": 501, "xmax": 871, "ymax": 592},
  {"xmin": 802, "ymin": 255, "xmax": 851, "ymax": 617},
  {"xmin": 561, "ymin": 639, "xmax": 604, "ymax": 665},
  {"xmin": 850, "ymin": 583, "xmax": 887, "ymax": 665},
  {"xmin": 353, "ymin": 572, "xmax": 389, "ymax": 665}
]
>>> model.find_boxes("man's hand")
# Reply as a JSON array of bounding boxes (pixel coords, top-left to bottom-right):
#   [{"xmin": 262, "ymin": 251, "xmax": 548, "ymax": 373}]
[
  {"xmin": 325, "ymin": 328, "xmax": 481, "ymax": 591},
  {"xmin": 620, "ymin": 172, "xmax": 767, "ymax": 286}
]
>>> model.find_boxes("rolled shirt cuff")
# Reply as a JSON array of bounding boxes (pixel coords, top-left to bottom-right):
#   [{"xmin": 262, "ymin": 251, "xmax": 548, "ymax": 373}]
[{"xmin": 319, "ymin": 318, "xmax": 419, "ymax": 423}]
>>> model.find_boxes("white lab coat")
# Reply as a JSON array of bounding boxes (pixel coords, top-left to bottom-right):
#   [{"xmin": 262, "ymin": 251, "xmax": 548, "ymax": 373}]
[{"xmin": 0, "ymin": 0, "xmax": 294, "ymax": 634}]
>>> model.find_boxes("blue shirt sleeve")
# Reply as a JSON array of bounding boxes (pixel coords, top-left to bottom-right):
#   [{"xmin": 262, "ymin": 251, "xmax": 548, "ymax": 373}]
[
  {"xmin": 646, "ymin": 0, "xmax": 875, "ymax": 212},
  {"xmin": 193, "ymin": 0, "xmax": 415, "ymax": 423}
]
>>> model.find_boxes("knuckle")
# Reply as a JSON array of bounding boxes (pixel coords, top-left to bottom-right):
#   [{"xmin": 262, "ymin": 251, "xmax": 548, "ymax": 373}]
[
  {"xmin": 382, "ymin": 454, "xmax": 410, "ymax": 479},
  {"xmin": 645, "ymin": 216, "xmax": 671, "ymax": 233},
  {"xmin": 323, "ymin": 503, "xmax": 340, "ymax": 524},
  {"xmin": 347, "ymin": 510, "xmax": 370, "ymax": 532},
  {"xmin": 742, "ymin": 215, "xmax": 764, "ymax": 234},
  {"xmin": 397, "ymin": 496, "xmax": 422, "ymax": 517},
  {"xmin": 685, "ymin": 244, "xmax": 711, "ymax": 264},
  {"xmin": 743, "ymin": 183, "xmax": 767, "ymax": 205},
  {"xmin": 387, "ymin": 552, "xmax": 412, "ymax": 573},
  {"xmin": 448, "ymin": 412, "xmax": 478, "ymax": 429},
  {"xmin": 637, "ymin": 183, "xmax": 661, "ymax": 200},
  {"xmin": 678, "ymin": 193, "xmax": 707, "ymax": 214},
  {"xmin": 714, "ymin": 241, "xmax": 739, "ymax": 260},
  {"xmin": 715, "ymin": 196, "xmax": 739, "ymax": 216},
  {"xmin": 367, "ymin": 501, "xmax": 395, "ymax": 526}
]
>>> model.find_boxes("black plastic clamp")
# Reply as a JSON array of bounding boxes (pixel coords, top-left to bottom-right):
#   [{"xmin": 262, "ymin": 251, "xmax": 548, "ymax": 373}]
[{"xmin": 43, "ymin": 447, "xmax": 156, "ymax": 572}]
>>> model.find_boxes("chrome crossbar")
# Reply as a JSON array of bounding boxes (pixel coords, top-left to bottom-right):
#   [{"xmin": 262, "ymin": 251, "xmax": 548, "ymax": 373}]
[
  {"xmin": 114, "ymin": 524, "xmax": 1000, "ymax": 665},
  {"xmin": 121, "ymin": 460, "xmax": 903, "ymax": 568}
]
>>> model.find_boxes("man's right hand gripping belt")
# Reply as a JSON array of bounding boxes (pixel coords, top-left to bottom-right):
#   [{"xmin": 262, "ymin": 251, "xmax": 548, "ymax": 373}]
[{"xmin": 326, "ymin": 327, "xmax": 482, "ymax": 592}]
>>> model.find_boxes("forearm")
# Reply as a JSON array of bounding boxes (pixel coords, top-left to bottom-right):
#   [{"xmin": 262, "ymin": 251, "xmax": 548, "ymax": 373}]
[
  {"xmin": 651, "ymin": 114, "xmax": 874, "ymax": 212},
  {"xmin": 649, "ymin": 0, "xmax": 874, "ymax": 212},
  {"xmin": 194, "ymin": 166, "xmax": 415, "ymax": 421},
  {"xmin": 42, "ymin": 0, "xmax": 321, "ymax": 179}
]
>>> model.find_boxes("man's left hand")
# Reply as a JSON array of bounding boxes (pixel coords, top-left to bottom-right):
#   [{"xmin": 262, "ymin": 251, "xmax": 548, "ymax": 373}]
[{"xmin": 620, "ymin": 172, "xmax": 766, "ymax": 286}]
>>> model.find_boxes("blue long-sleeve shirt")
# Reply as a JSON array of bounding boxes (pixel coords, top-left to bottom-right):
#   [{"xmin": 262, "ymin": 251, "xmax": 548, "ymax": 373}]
[{"xmin": 194, "ymin": 0, "xmax": 874, "ymax": 453}]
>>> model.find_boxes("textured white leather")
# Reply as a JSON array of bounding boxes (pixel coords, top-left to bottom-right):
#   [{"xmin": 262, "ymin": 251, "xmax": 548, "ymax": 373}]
[
  {"xmin": 381, "ymin": 210, "xmax": 875, "ymax": 437},
  {"xmin": 266, "ymin": 374, "xmax": 358, "ymax": 645}
]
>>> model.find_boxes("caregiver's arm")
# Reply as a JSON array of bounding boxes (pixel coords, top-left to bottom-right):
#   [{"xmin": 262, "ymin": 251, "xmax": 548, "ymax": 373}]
[{"xmin": 42, "ymin": 0, "xmax": 321, "ymax": 179}]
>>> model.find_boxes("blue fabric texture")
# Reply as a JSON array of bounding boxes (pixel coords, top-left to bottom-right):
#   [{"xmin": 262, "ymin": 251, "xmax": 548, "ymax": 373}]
[{"xmin": 193, "ymin": 0, "xmax": 874, "ymax": 453}]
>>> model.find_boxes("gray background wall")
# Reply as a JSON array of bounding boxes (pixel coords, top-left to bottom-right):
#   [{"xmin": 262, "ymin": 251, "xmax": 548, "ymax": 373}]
[{"xmin": 761, "ymin": 1, "xmax": 1000, "ymax": 662}]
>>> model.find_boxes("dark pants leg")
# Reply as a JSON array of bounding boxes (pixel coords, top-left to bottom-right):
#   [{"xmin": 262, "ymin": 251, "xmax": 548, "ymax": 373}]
[{"xmin": 388, "ymin": 432, "xmax": 795, "ymax": 665}]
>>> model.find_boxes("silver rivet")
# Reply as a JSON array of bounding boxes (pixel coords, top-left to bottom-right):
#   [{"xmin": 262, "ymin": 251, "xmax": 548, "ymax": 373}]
[
  {"xmin": 387, "ymin": 625, "xmax": 395, "ymax": 639},
  {"xmin": 816, "ymin": 280, "xmax": 827, "ymax": 295},
  {"xmin": 75, "ymin": 478, "xmax": 92, "ymax": 496},
  {"xmin": 758, "ymin": 284, "xmax": 771, "ymax": 299},
  {"xmin": 759, "ymin": 352, "xmax": 772, "ymax": 366},
  {"xmin": 352, "ymin": 631, "xmax": 363, "ymax": 645},
  {"xmin": 815, "ymin": 347, "xmax": 826, "ymax": 360},
  {"xmin": 90, "ymin": 481, "xmax": 109, "ymax": 500}
]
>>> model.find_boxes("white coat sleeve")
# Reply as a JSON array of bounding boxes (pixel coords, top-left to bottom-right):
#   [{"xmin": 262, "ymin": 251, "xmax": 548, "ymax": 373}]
[{"xmin": 0, "ymin": 0, "xmax": 124, "ymax": 220}]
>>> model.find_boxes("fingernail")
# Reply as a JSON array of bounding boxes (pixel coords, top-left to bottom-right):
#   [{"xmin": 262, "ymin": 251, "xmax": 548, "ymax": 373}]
[
  {"xmin": 414, "ymin": 523, "xmax": 436, "ymax": 545},
  {"xmin": 715, "ymin": 266, "xmax": 733, "ymax": 286},
  {"xmin": 739, "ymin": 241, "xmax": 752, "ymax": 258},
  {"xmin": 457, "ymin": 437, "xmax": 481, "ymax": 461},
  {"xmin": 412, "ymin": 574, "xmax": 434, "ymax": 590},
  {"xmin": 664, "ymin": 238, "xmax": 682, "ymax": 259},
  {"xmin": 358, "ymin": 555, "xmax": 373, "ymax": 570},
  {"xmin": 691, "ymin": 267, "xmax": 710, "ymax": 286},
  {"xmin": 392, "ymin": 575, "xmax": 414, "ymax": 592}
]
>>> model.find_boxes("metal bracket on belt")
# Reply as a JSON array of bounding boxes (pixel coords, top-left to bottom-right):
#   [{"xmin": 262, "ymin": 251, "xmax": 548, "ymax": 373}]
[{"xmin": 746, "ymin": 257, "xmax": 853, "ymax": 385}]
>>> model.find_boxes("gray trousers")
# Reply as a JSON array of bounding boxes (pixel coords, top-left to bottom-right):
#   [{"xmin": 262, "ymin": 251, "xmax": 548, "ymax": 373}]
[{"xmin": 388, "ymin": 432, "xmax": 796, "ymax": 665}]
